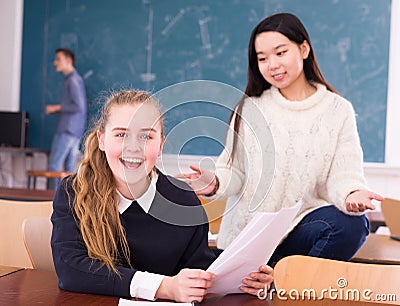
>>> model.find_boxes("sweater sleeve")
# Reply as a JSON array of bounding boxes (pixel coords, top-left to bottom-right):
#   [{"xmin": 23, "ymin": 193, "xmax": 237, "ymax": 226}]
[
  {"xmin": 325, "ymin": 100, "xmax": 367, "ymax": 214},
  {"xmin": 214, "ymin": 111, "xmax": 247, "ymax": 198},
  {"xmin": 50, "ymin": 179, "xmax": 135, "ymax": 297}
]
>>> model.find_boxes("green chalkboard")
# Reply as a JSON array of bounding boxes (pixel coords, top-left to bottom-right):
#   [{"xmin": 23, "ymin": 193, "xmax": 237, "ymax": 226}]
[{"xmin": 21, "ymin": 0, "xmax": 391, "ymax": 161}]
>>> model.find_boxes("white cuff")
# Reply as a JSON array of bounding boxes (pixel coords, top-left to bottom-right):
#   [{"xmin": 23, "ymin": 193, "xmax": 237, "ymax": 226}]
[{"xmin": 130, "ymin": 271, "xmax": 165, "ymax": 300}]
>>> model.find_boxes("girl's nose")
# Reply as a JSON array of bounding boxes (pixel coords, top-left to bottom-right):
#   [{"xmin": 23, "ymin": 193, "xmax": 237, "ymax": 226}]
[
  {"xmin": 124, "ymin": 138, "xmax": 142, "ymax": 153},
  {"xmin": 268, "ymin": 55, "xmax": 279, "ymax": 70}
]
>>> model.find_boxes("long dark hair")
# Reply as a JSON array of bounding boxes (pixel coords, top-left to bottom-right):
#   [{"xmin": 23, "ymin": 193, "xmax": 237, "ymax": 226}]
[{"xmin": 228, "ymin": 13, "xmax": 337, "ymax": 164}]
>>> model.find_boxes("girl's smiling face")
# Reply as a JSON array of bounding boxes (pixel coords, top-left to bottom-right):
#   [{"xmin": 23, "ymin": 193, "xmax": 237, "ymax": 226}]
[
  {"xmin": 255, "ymin": 31, "xmax": 310, "ymax": 99},
  {"xmin": 97, "ymin": 102, "xmax": 163, "ymax": 197}
]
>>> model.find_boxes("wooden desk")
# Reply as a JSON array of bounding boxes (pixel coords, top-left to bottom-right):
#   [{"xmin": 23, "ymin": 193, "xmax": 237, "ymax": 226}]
[
  {"xmin": 0, "ymin": 265, "xmax": 23, "ymax": 277},
  {"xmin": 352, "ymin": 233, "xmax": 400, "ymax": 264},
  {"xmin": 0, "ymin": 187, "xmax": 55, "ymax": 201},
  {"xmin": 0, "ymin": 147, "xmax": 49, "ymax": 155},
  {"xmin": 27, "ymin": 170, "xmax": 72, "ymax": 190},
  {"xmin": 0, "ymin": 269, "xmax": 391, "ymax": 305}
]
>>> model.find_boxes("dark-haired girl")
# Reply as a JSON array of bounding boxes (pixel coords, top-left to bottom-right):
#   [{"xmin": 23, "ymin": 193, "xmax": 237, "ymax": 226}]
[{"xmin": 182, "ymin": 13, "xmax": 383, "ymax": 264}]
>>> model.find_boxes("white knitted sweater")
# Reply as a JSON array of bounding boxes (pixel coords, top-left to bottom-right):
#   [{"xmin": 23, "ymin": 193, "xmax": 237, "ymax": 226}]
[{"xmin": 215, "ymin": 84, "xmax": 367, "ymax": 249}]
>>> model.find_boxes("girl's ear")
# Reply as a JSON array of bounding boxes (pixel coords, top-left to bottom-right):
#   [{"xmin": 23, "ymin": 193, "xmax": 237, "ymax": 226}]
[
  {"xmin": 97, "ymin": 130, "xmax": 105, "ymax": 151},
  {"xmin": 300, "ymin": 40, "xmax": 311, "ymax": 60}
]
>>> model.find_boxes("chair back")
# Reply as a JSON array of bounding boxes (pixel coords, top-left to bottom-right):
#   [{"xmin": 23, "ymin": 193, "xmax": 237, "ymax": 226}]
[
  {"xmin": 199, "ymin": 197, "xmax": 226, "ymax": 234},
  {"xmin": 0, "ymin": 199, "xmax": 52, "ymax": 267},
  {"xmin": 274, "ymin": 255, "xmax": 400, "ymax": 304},
  {"xmin": 381, "ymin": 198, "xmax": 400, "ymax": 240},
  {"xmin": 22, "ymin": 216, "xmax": 55, "ymax": 271}
]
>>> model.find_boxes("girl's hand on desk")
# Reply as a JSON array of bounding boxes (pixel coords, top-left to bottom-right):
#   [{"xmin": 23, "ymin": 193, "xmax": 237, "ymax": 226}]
[
  {"xmin": 156, "ymin": 268, "xmax": 215, "ymax": 303},
  {"xmin": 176, "ymin": 165, "xmax": 216, "ymax": 195},
  {"xmin": 345, "ymin": 190, "xmax": 384, "ymax": 213},
  {"xmin": 240, "ymin": 264, "xmax": 274, "ymax": 296}
]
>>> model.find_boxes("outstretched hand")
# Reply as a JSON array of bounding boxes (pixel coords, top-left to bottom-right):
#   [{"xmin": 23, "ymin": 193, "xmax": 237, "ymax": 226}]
[
  {"xmin": 345, "ymin": 190, "xmax": 384, "ymax": 213},
  {"xmin": 176, "ymin": 165, "xmax": 216, "ymax": 195}
]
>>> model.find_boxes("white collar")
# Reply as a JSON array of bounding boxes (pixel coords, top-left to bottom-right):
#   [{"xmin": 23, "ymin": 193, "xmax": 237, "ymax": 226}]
[{"xmin": 117, "ymin": 172, "xmax": 158, "ymax": 214}]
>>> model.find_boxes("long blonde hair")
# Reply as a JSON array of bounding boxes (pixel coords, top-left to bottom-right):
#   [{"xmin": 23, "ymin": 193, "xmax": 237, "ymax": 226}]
[{"xmin": 69, "ymin": 90, "xmax": 163, "ymax": 274}]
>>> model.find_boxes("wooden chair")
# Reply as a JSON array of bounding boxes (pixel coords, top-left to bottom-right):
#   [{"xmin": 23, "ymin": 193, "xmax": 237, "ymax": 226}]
[
  {"xmin": 27, "ymin": 170, "xmax": 72, "ymax": 189},
  {"xmin": 199, "ymin": 197, "xmax": 226, "ymax": 234},
  {"xmin": 0, "ymin": 199, "xmax": 53, "ymax": 268},
  {"xmin": 381, "ymin": 198, "xmax": 400, "ymax": 240},
  {"xmin": 274, "ymin": 255, "xmax": 400, "ymax": 304},
  {"xmin": 22, "ymin": 217, "xmax": 55, "ymax": 271}
]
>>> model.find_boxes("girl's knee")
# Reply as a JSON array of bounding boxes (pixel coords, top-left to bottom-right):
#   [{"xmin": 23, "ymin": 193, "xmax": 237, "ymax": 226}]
[
  {"xmin": 332, "ymin": 215, "xmax": 369, "ymax": 258},
  {"xmin": 338, "ymin": 214, "xmax": 369, "ymax": 240},
  {"xmin": 312, "ymin": 212, "xmax": 369, "ymax": 260}
]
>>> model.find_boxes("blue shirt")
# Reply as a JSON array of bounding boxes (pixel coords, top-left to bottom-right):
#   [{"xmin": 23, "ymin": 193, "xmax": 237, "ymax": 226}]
[{"xmin": 57, "ymin": 70, "xmax": 87, "ymax": 138}]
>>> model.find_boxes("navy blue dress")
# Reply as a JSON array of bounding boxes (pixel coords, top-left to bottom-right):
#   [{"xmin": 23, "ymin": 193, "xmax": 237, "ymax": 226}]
[{"xmin": 51, "ymin": 171, "xmax": 216, "ymax": 297}]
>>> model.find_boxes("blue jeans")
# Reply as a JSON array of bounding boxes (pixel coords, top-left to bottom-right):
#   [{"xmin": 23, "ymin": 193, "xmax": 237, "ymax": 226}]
[
  {"xmin": 48, "ymin": 132, "xmax": 80, "ymax": 188},
  {"xmin": 267, "ymin": 205, "xmax": 370, "ymax": 266}
]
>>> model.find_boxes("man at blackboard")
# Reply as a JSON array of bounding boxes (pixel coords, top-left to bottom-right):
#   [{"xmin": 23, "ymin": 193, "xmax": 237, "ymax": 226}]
[{"xmin": 45, "ymin": 48, "xmax": 87, "ymax": 188}]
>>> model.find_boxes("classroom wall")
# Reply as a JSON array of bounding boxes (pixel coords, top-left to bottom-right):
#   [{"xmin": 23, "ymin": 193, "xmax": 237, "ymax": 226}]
[
  {"xmin": 18, "ymin": 0, "xmax": 392, "ymax": 163},
  {"xmin": 7, "ymin": 0, "xmax": 400, "ymax": 165},
  {"xmin": 1, "ymin": 1, "xmax": 399, "ymax": 199},
  {"xmin": 0, "ymin": 0, "xmax": 23, "ymax": 111}
]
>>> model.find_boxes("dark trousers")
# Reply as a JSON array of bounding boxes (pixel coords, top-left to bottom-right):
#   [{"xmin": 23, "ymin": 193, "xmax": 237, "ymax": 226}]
[
  {"xmin": 267, "ymin": 205, "xmax": 369, "ymax": 266},
  {"xmin": 215, "ymin": 205, "xmax": 369, "ymax": 266}
]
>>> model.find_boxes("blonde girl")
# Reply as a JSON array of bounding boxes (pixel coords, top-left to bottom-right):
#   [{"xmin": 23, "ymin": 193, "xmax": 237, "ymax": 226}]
[{"xmin": 51, "ymin": 90, "xmax": 273, "ymax": 302}]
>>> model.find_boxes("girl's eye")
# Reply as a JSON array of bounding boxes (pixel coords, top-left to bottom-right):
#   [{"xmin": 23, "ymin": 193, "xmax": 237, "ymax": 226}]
[
  {"xmin": 258, "ymin": 57, "xmax": 267, "ymax": 62},
  {"xmin": 277, "ymin": 50, "xmax": 287, "ymax": 56},
  {"xmin": 116, "ymin": 132, "xmax": 126, "ymax": 138},
  {"xmin": 140, "ymin": 134, "xmax": 151, "ymax": 140}
]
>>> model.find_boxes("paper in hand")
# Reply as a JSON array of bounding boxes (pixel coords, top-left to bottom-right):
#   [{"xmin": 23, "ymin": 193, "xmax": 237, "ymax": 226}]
[{"xmin": 207, "ymin": 200, "xmax": 303, "ymax": 294}]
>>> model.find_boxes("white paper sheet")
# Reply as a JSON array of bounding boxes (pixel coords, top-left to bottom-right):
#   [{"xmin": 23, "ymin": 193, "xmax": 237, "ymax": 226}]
[
  {"xmin": 207, "ymin": 200, "xmax": 303, "ymax": 294},
  {"xmin": 118, "ymin": 299, "xmax": 192, "ymax": 306}
]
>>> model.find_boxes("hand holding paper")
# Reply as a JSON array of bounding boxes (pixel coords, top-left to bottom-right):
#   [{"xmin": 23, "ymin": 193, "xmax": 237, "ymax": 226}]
[
  {"xmin": 156, "ymin": 269, "xmax": 214, "ymax": 302},
  {"xmin": 240, "ymin": 264, "xmax": 274, "ymax": 296},
  {"xmin": 207, "ymin": 200, "xmax": 303, "ymax": 294}
]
